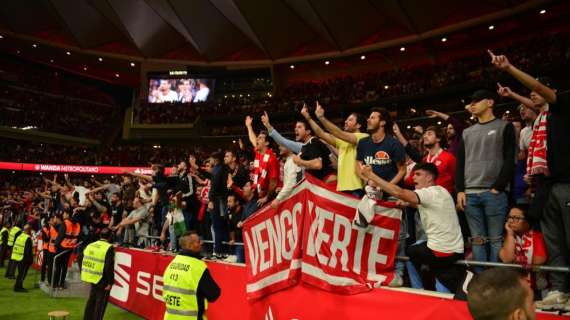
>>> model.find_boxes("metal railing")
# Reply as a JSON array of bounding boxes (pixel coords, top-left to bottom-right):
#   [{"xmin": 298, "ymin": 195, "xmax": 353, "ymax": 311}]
[
  {"xmin": 396, "ymin": 255, "xmax": 570, "ymax": 273},
  {"xmin": 49, "ymin": 241, "xmax": 82, "ymax": 298},
  {"xmin": 126, "ymin": 239, "xmax": 570, "ymax": 273}
]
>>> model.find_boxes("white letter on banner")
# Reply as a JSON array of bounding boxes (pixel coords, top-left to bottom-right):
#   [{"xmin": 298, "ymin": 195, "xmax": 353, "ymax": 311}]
[
  {"xmin": 280, "ymin": 209, "xmax": 293, "ymax": 260},
  {"xmin": 136, "ymin": 272, "xmax": 151, "ymax": 295},
  {"xmin": 352, "ymin": 226, "xmax": 367, "ymax": 273},
  {"xmin": 305, "ymin": 201, "xmax": 318, "ymax": 257},
  {"xmin": 152, "ymin": 275, "xmax": 163, "ymax": 301},
  {"xmin": 265, "ymin": 215, "xmax": 283, "ymax": 265},
  {"xmin": 244, "ymin": 230, "xmax": 258, "ymax": 275},
  {"xmin": 254, "ymin": 222, "xmax": 271, "ymax": 272},
  {"xmin": 367, "ymin": 226, "xmax": 395, "ymax": 282},
  {"xmin": 291, "ymin": 202, "xmax": 303, "ymax": 246},
  {"xmin": 328, "ymin": 215, "xmax": 351, "ymax": 271},
  {"xmin": 314, "ymin": 207, "xmax": 333, "ymax": 266}
]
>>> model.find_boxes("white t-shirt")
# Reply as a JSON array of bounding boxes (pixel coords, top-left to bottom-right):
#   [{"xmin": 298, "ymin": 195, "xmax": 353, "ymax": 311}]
[
  {"xmin": 519, "ymin": 125, "xmax": 532, "ymax": 151},
  {"xmin": 414, "ymin": 185, "xmax": 464, "ymax": 254},
  {"xmin": 158, "ymin": 90, "xmax": 178, "ymax": 103},
  {"xmin": 193, "ymin": 87, "xmax": 210, "ymax": 102},
  {"xmin": 74, "ymin": 185, "xmax": 90, "ymax": 206}
]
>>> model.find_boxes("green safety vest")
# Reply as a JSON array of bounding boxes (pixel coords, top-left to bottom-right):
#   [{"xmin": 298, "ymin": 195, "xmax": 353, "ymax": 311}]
[
  {"xmin": 8, "ymin": 226, "xmax": 21, "ymax": 246},
  {"xmin": 11, "ymin": 233, "xmax": 29, "ymax": 262},
  {"xmin": 163, "ymin": 255, "xmax": 208, "ymax": 320},
  {"xmin": 81, "ymin": 240, "xmax": 112, "ymax": 284}
]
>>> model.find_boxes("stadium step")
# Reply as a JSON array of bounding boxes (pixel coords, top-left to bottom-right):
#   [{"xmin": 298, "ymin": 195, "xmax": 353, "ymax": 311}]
[{"xmin": 39, "ymin": 264, "xmax": 90, "ymax": 298}]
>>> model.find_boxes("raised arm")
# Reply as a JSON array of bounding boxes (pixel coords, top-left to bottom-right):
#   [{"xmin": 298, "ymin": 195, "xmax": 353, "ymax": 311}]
[
  {"xmin": 127, "ymin": 171, "xmax": 153, "ymax": 182},
  {"xmin": 245, "ymin": 116, "xmax": 257, "ymax": 148},
  {"xmin": 488, "ymin": 50, "xmax": 557, "ymax": 104},
  {"xmin": 63, "ymin": 174, "xmax": 73, "ymax": 188},
  {"xmin": 301, "ymin": 104, "xmax": 336, "ymax": 146},
  {"xmin": 261, "ymin": 111, "xmax": 303, "ymax": 153},
  {"xmin": 314, "ymin": 102, "xmax": 359, "ymax": 145},
  {"xmin": 496, "ymin": 83, "xmax": 539, "ymax": 112},
  {"xmin": 89, "ymin": 184, "xmax": 111, "ymax": 194}
]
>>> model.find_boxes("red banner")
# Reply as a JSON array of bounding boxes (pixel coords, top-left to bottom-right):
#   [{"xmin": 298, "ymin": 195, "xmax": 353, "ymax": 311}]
[
  {"xmin": 109, "ymin": 247, "xmax": 565, "ymax": 320},
  {"xmin": 0, "ymin": 161, "xmax": 172, "ymax": 175},
  {"xmin": 243, "ymin": 175, "xmax": 401, "ymax": 299}
]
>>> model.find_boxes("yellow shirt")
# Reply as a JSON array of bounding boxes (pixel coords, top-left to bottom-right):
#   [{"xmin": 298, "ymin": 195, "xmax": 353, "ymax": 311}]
[{"xmin": 335, "ymin": 133, "xmax": 369, "ymax": 191}]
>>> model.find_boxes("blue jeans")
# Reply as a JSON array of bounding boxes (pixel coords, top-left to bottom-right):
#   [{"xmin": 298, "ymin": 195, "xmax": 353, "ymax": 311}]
[
  {"xmin": 395, "ymin": 214, "xmax": 408, "ymax": 277},
  {"xmin": 465, "ymin": 191, "xmax": 508, "ymax": 264}
]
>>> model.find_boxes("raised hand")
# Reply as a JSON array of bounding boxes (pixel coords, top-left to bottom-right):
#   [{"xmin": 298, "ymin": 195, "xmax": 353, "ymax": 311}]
[
  {"xmin": 425, "ymin": 110, "xmax": 440, "ymax": 118},
  {"xmin": 315, "ymin": 101, "xmax": 325, "ymax": 118},
  {"xmin": 487, "ymin": 49, "xmax": 511, "ymax": 70},
  {"xmin": 300, "ymin": 103, "xmax": 310, "ymax": 119},
  {"xmin": 392, "ymin": 123, "xmax": 402, "ymax": 136},
  {"xmin": 261, "ymin": 111, "xmax": 271, "ymax": 128},
  {"xmin": 245, "ymin": 115, "xmax": 253, "ymax": 127},
  {"xmin": 496, "ymin": 82, "xmax": 513, "ymax": 97}
]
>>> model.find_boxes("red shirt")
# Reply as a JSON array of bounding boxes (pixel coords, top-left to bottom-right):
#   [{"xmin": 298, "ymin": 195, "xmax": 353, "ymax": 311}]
[
  {"xmin": 406, "ymin": 149, "xmax": 456, "ymax": 194},
  {"xmin": 252, "ymin": 148, "xmax": 280, "ymax": 198}
]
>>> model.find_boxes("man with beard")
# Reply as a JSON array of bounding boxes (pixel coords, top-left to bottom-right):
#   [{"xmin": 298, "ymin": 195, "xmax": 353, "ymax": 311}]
[
  {"xmin": 224, "ymin": 150, "xmax": 249, "ymax": 189},
  {"xmin": 355, "ymin": 107, "xmax": 406, "ymax": 286},
  {"xmin": 301, "ymin": 102, "xmax": 368, "ymax": 195},
  {"xmin": 292, "ymin": 118, "xmax": 334, "ymax": 181},
  {"xmin": 355, "ymin": 107, "xmax": 406, "ymax": 190},
  {"xmin": 425, "ymin": 110, "xmax": 466, "ymax": 157},
  {"xmin": 261, "ymin": 110, "xmax": 333, "ymax": 182},
  {"xmin": 406, "ymin": 126, "xmax": 456, "ymax": 194}
]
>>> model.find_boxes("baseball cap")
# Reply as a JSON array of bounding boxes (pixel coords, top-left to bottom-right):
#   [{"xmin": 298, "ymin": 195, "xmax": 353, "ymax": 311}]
[{"xmin": 470, "ymin": 89, "xmax": 497, "ymax": 102}]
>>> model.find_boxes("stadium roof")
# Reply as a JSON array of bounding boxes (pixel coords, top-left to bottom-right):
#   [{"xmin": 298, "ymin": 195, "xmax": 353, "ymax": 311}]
[{"xmin": 0, "ymin": 0, "xmax": 554, "ymax": 65}]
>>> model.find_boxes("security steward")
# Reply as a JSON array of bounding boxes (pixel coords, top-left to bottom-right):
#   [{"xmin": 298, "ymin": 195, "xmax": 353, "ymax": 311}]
[
  {"xmin": 40, "ymin": 216, "xmax": 53, "ymax": 283},
  {"xmin": 12, "ymin": 224, "xmax": 33, "ymax": 292},
  {"xmin": 56, "ymin": 210, "xmax": 81, "ymax": 288},
  {"xmin": 162, "ymin": 231, "xmax": 221, "ymax": 320},
  {"xmin": 47, "ymin": 214, "xmax": 65, "ymax": 287},
  {"xmin": 0, "ymin": 221, "xmax": 10, "ymax": 268},
  {"xmin": 81, "ymin": 228, "xmax": 115, "ymax": 320},
  {"xmin": 4, "ymin": 221, "xmax": 22, "ymax": 279}
]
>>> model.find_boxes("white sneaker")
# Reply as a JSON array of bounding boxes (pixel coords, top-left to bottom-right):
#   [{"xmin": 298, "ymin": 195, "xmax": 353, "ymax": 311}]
[
  {"xmin": 537, "ymin": 290, "xmax": 568, "ymax": 310},
  {"xmin": 223, "ymin": 255, "xmax": 237, "ymax": 263}
]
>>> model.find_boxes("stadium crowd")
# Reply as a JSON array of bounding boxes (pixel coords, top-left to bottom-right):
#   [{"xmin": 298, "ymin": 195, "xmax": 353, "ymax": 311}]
[
  {"xmin": 136, "ymin": 33, "xmax": 570, "ymax": 125},
  {"xmin": 1, "ymin": 48, "xmax": 569, "ymax": 314}
]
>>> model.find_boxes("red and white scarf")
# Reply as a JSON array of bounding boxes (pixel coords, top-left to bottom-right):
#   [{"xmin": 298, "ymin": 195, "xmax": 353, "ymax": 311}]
[
  {"xmin": 514, "ymin": 230, "xmax": 534, "ymax": 266},
  {"xmin": 526, "ymin": 110, "xmax": 549, "ymax": 176},
  {"xmin": 253, "ymin": 149, "xmax": 275, "ymax": 197}
]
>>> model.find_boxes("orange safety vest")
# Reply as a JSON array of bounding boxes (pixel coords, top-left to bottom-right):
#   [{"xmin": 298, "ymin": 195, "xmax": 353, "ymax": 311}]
[
  {"xmin": 41, "ymin": 226, "xmax": 49, "ymax": 250},
  {"xmin": 48, "ymin": 225, "xmax": 58, "ymax": 253},
  {"xmin": 61, "ymin": 219, "xmax": 80, "ymax": 249}
]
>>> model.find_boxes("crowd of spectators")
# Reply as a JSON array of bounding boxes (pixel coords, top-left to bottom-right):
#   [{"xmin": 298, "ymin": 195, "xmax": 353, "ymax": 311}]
[
  {"xmin": 3, "ymin": 48, "xmax": 569, "ymax": 311},
  {"xmin": 0, "ymin": 55, "xmax": 125, "ymax": 139},
  {"xmin": 136, "ymin": 33, "xmax": 570, "ymax": 126}
]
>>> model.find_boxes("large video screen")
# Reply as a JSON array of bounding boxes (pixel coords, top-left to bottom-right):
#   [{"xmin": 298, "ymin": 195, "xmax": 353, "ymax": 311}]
[{"xmin": 148, "ymin": 78, "xmax": 214, "ymax": 103}]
